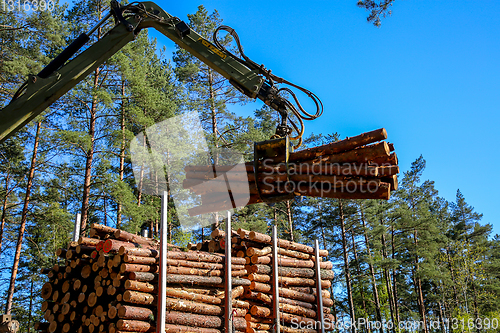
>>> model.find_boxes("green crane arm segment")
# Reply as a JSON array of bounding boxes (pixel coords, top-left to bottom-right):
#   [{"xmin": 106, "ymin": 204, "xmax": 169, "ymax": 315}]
[{"xmin": 0, "ymin": 1, "xmax": 322, "ymax": 144}]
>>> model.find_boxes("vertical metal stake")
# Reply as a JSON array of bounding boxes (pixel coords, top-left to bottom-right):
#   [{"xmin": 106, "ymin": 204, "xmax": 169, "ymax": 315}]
[
  {"xmin": 72, "ymin": 213, "xmax": 81, "ymax": 242},
  {"xmin": 225, "ymin": 211, "xmax": 233, "ymax": 333},
  {"xmin": 272, "ymin": 225, "xmax": 280, "ymax": 333},
  {"xmin": 157, "ymin": 191, "xmax": 168, "ymax": 333},
  {"xmin": 315, "ymin": 239, "xmax": 325, "ymax": 333}
]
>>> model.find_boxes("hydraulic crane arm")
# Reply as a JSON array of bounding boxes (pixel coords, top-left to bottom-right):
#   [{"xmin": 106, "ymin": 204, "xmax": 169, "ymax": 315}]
[{"xmin": 0, "ymin": 1, "xmax": 322, "ymax": 144}]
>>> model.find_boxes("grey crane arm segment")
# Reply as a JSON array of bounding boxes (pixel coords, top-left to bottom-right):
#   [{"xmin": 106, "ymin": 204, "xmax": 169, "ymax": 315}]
[
  {"xmin": 0, "ymin": 1, "xmax": 322, "ymax": 145},
  {"xmin": 0, "ymin": 1, "xmax": 265, "ymax": 143}
]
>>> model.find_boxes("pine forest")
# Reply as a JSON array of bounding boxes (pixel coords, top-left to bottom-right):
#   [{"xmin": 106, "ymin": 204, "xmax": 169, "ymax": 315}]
[{"xmin": 0, "ymin": 1, "xmax": 499, "ymax": 332}]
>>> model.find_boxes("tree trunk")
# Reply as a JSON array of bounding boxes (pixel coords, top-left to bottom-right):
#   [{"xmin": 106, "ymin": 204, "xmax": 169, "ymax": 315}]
[
  {"xmin": 413, "ymin": 229, "xmax": 429, "ymax": 333},
  {"xmin": 441, "ymin": 289, "xmax": 452, "ymax": 333},
  {"xmin": 80, "ymin": 69, "xmax": 101, "ymax": 236},
  {"xmin": 166, "ymin": 155, "xmax": 172, "ymax": 244},
  {"xmin": 274, "ymin": 206, "xmax": 278, "ymax": 228},
  {"xmin": 27, "ymin": 276, "xmax": 34, "ymax": 333},
  {"xmin": 5, "ymin": 121, "xmax": 41, "ymax": 314},
  {"xmin": 437, "ymin": 300, "xmax": 446, "ymax": 333},
  {"xmin": 318, "ymin": 202, "xmax": 338, "ymax": 323},
  {"xmin": 117, "ymin": 80, "xmax": 126, "ymax": 228},
  {"xmin": 381, "ymin": 232, "xmax": 395, "ymax": 332},
  {"xmin": 446, "ymin": 247, "xmax": 459, "ymax": 306},
  {"xmin": 208, "ymin": 69, "xmax": 219, "ymax": 231},
  {"xmin": 103, "ymin": 195, "xmax": 108, "ymax": 226},
  {"xmin": 0, "ymin": 174, "xmax": 11, "ymax": 256},
  {"xmin": 359, "ymin": 203, "xmax": 384, "ymax": 327},
  {"xmin": 80, "ymin": 9, "xmax": 105, "ymax": 235},
  {"xmin": 391, "ymin": 225, "xmax": 400, "ymax": 326},
  {"xmin": 338, "ymin": 199, "xmax": 357, "ymax": 332},
  {"xmin": 472, "ymin": 276, "xmax": 480, "ymax": 333},
  {"xmin": 286, "ymin": 200, "xmax": 294, "ymax": 241}
]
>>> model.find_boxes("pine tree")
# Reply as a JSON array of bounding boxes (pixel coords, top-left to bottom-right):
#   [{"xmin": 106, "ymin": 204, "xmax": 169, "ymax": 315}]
[
  {"xmin": 356, "ymin": 200, "xmax": 385, "ymax": 329},
  {"xmin": 449, "ymin": 189, "xmax": 484, "ymax": 242},
  {"xmin": 482, "ymin": 235, "xmax": 500, "ymax": 314},
  {"xmin": 391, "ymin": 156, "xmax": 445, "ymax": 332},
  {"xmin": 110, "ymin": 30, "xmax": 181, "ymax": 236}
]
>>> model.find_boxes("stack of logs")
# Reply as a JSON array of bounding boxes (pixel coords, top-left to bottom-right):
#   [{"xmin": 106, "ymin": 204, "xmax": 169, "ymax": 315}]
[
  {"xmin": 35, "ymin": 223, "xmax": 335, "ymax": 332},
  {"xmin": 183, "ymin": 128, "xmax": 399, "ymax": 216}
]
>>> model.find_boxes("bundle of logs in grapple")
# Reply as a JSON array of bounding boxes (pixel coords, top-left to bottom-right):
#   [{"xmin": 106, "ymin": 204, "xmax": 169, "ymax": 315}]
[
  {"xmin": 35, "ymin": 223, "xmax": 336, "ymax": 333},
  {"xmin": 183, "ymin": 128, "xmax": 399, "ymax": 216}
]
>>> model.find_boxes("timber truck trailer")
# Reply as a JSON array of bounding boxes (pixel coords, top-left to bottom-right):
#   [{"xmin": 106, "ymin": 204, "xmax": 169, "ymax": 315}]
[{"xmin": 0, "ymin": 2, "xmax": 325, "ymax": 332}]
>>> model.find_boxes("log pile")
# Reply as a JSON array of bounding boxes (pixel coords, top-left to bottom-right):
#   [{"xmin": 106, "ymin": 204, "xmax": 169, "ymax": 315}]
[
  {"xmin": 183, "ymin": 128, "xmax": 399, "ymax": 215},
  {"xmin": 35, "ymin": 224, "xmax": 335, "ymax": 332}
]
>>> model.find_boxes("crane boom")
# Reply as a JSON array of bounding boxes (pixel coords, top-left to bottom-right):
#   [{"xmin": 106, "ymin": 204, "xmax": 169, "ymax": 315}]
[{"xmin": 0, "ymin": 1, "xmax": 322, "ymax": 144}]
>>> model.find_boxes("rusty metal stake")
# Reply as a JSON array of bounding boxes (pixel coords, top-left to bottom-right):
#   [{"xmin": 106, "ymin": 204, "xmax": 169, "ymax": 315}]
[
  {"xmin": 157, "ymin": 191, "xmax": 168, "ymax": 333},
  {"xmin": 72, "ymin": 213, "xmax": 81, "ymax": 242}
]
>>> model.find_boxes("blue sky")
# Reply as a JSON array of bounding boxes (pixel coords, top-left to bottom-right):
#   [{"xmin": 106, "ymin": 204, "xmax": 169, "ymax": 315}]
[{"xmin": 148, "ymin": 0, "xmax": 500, "ymax": 235}]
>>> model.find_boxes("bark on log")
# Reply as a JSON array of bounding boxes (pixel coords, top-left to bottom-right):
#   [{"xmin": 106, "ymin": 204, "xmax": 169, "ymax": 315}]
[
  {"xmin": 249, "ymin": 256, "xmax": 333, "ymax": 269},
  {"xmin": 120, "ymin": 263, "xmax": 157, "ymax": 274},
  {"xmin": 248, "ymin": 273, "xmax": 270, "ymax": 283},
  {"xmin": 164, "ymin": 311, "xmax": 232, "ymax": 329},
  {"xmin": 289, "ymin": 128, "xmax": 387, "ymax": 162},
  {"xmin": 377, "ymin": 165, "xmax": 399, "ymax": 177},
  {"xmin": 116, "ymin": 319, "xmax": 152, "ymax": 332},
  {"xmin": 250, "ymin": 305, "xmax": 271, "ymax": 317},
  {"xmin": 246, "ymin": 247, "xmax": 271, "ymax": 257},
  {"xmin": 123, "ymin": 255, "xmax": 157, "ymax": 265},
  {"xmin": 249, "ymin": 231, "xmax": 328, "ymax": 257},
  {"xmin": 301, "ymin": 181, "xmax": 391, "ymax": 200},
  {"xmin": 103, "ymin": 239, "xmax": 135, "ymax": 253},
  {"xmin": 250, "ymin": 283, "xmax": 332, "ymax": 306},
  {"xmin": 165, "ymin": 297, "xmax": 223, "ymax": 316},
  {"xmin": 163, "ymin": 287, "xmax": 222, "ymax": 305},
  {"xmin": 117, "ymin": 305, "xmax": 153, "ymax": 320},
  {"xmin": 119, "ymin": 247, "xmax": 158, "ymax": 257},
  {"xmin": 278, "ymin": 276, "xmax": 331, "ymax": 288},
  {"xmin": 167, "ymin": 258, "xmax": 224, "ymax": 270},
  {"xmin": 78, "ymin": 237, "xmax": 101, "ymax": 247},
  {"xmin": 371, "ymin": 151, "xmax": 398, "ymax": 166},
  {"xmin": 114, "ymin": 229, "xmax": 157, "ymax": 247},
  {"xmin": 124, "ymin": 280, "xmax": 156, "ymax": 293},
  {"xmin": 163, "ymin": 324, "xmax": 221, "ymax": 333},
  {"xmin": 122, "ymin": 290, "xmax": 155, "ymax": 305},
  {"xmin": 128, "ymin": 272, "xmax": 156, "ymax": 282},
  {"xmin": 90, "ymin": 223, "xmax": 119, "ymax": 235},
  {"xmin": 41, "ymin": 283, "xmax": 52, "ymax": 300},
  {"xmin": 165, "ymin": 251, "xmax": 246, "ymax": 265},
  {"xmin": 165, "ymin": 275, "xmax": 222, "ymax": 286}
]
